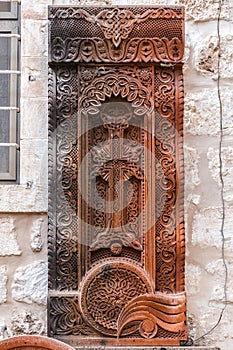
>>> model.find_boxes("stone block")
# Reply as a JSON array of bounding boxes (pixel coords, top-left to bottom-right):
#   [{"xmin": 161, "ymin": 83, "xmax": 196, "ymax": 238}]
[
  {"xmin": 205, "ymin": 259, "xmax": 233, "ymax": 304},
  {"xmin": 20, "ymin": 98, "xmax": 48, "ymax": 139},
  {"xmin": 175, "ymin": 0, "xmax": 231, "ymax": 22},
  {"xmin": 186, "ymin": 264, "xmax": 202, "ymax": 296},
  {"xmin": 205, "ymin": 259, "xmax": 226, "ymax": 304},
  {"xmin": 21, "ymin": 57, "xmax": 48, "ymax": 99},
  {"xmin": 184, "ymin": 88, "xmax": 233, "ymax": 136},
  {"xmin": 0, "ymin": 185, "xmax": 48, "ymax": 213},
  {"xmin": 0, "ymin": 217, "xmax": 21, "ymax": 256},
  {"xmin": 21, "ymin": 20, "xmax": 48, "ymax": 57},
  {"xmin": 19, "ymin": 139, "xmax": 48, "ymax": 187},
  {"xmin": 11, "ymin": 310, "xmax": 45, "ymax": 335},
  {"xmin": 21, "ymin": 0, "xmax": 50, "ymax": 20},
  {"xmin": 197, "ymin": 307, "xmax": 230, "ymax": 347},
  {"xmin": 207, "ymin": 146, "xmax": 233, "ymax": 201},
  {"xmin": 184, "ymin": 145, "xmax": 200, "ymax": 189},
  {"xmin": 195, "ymin": 35, "xmax": 233, "ymax": 80},
  {"xmin": 30, "ymin": 218, "xmax": 44, "ymax": 252},
  {"xmin": 184, "ymin": 89, "xmax": 219, "ymax": 135},
  {"xmin": 192, "ymin": 207, "xmax": 233, "ymax": 255},
  {"xmin": 12, "ymin": 261, "xmax": 48, "ymax": 305},
  {"xmin": 0, "ymin": 266, "xmax": 7, "ymax": 304}
]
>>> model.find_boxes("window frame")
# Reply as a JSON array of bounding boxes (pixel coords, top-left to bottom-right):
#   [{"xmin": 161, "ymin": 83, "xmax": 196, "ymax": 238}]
[
  {"xmin": 0, "ymin": 8, "xmax": 19, "ymax": 181},
  {"xmin": 0, "ymin": 2, "xmax": 17, "ymax": 19}
]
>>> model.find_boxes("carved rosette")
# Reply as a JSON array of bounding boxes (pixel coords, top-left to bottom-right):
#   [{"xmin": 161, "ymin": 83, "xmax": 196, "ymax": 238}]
[{"xmin": 79, "ymin": 259, "xmax": 153, "ymax": 336}]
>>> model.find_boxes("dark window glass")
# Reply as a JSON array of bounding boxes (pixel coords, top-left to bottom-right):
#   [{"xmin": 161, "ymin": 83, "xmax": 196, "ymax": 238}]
[{"xmin": 0, "ymin": 2, "xmax": 11, "ymax": 12}]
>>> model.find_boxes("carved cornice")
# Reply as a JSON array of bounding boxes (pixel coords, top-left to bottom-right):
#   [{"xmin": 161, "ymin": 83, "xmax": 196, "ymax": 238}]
[{"xmin": 49, "ymin": 7, "xmax": 184, "ymax": 63}]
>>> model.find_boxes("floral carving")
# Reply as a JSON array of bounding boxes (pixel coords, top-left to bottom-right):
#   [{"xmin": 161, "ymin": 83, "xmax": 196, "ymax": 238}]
[
  {"xmin": 49, "ymin": 296, "xmax": 96, "ymax": 336},
  {"xmin": 51, "ymin": 37, "xmax": 183, "ymax": 64},
  {"xmin": 49, "ymin": 7, "xmax": 184, "ymax": 63},
  {"xmin": 80, "ymin": 72, "xmax": 153, "ymax": 115}
]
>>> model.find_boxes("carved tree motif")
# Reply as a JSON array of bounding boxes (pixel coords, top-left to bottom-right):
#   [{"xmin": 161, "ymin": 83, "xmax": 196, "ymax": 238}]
[{"xmin": 48, "ymin": 6, "xmax": 186, "ymax": 346}]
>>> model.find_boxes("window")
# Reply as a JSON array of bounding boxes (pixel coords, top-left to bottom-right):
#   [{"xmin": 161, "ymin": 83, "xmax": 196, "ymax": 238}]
[
  {"xmin": 0, "ymin": 1, "xmax": 17, "ymax": 19},
  {"xmin": 0, "ymin": 1, "xmax": 20, "ymax": 180}
]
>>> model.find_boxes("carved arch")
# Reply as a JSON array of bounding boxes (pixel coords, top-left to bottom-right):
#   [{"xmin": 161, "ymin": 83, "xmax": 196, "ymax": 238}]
[{"xmin": 79, "ymin": 71, "xmax": 153, "ymax": 115}]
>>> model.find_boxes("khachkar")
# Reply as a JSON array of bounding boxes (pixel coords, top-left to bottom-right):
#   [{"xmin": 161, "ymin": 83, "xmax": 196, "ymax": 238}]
[{"xmin": 48, "ymin": 6, "xmax": 186, "ymax": 346}]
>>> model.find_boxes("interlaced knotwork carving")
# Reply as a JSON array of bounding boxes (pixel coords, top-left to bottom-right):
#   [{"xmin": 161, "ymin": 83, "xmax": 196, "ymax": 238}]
[
  {"xmin": 48, "ymin": 6, "xmax": 186, "ymax": 346},
  {"xmin": 49, "ymin": 7, "xmax": 184, "ymax": 63},
  {"xmin": 80, "ymin": 260, "xmax": 153, "ymax": 336}
]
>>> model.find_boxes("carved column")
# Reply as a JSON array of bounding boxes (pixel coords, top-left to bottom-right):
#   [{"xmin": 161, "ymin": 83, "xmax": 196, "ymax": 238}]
[{"xmin": 48, "ymin": 6, "xmax": 186, "ymax": 346}]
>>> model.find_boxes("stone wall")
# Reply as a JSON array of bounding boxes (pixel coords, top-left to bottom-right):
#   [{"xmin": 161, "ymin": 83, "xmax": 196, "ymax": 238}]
[{"xmin": 0, "ymin": 0, "xmax": 232, "ymax": 349}]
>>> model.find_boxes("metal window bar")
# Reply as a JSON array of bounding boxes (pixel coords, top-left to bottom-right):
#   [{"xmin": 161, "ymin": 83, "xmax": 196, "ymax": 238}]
[
  {"xmin": 0, "ymin": 33, "xmax": 20, "ymax": 38},
  {"xmin": 0, "ymin": 107, "xmax": 19, "ymax": 111},
  {"xmin": 0, "ymin": 50, "xmax": 20, "ymax": 111},
  {"xmin": 0, "ymin": 142, "xmax": 19, "ymax": 149},
  {"xmin": 0, "ymin": 1, "xmax": 20, "ymax": 3},
  {"xmin": 0, "ymin": 70, "xmax": 20, "ymax": 74}
]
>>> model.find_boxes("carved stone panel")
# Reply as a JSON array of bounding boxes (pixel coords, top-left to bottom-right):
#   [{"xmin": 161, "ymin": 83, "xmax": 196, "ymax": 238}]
[{"xmin": 48, "ymin": 6, "xmax": 186, "ymax": 347}]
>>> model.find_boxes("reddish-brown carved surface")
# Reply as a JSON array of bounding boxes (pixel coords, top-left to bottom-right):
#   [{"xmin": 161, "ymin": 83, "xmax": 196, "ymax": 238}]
[
  {"xmin": 0, "ymin": 336, "xmax": 74, "ymax": 350},
  {"xmin": 48, "ymin": 6, "xmax": 186, "ymax": 347}
]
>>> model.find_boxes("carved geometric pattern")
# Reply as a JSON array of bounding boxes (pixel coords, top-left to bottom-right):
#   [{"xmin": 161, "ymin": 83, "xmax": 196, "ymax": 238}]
[
  {"xmin": 48, "ymin": 6, "xmax": 186, "ymax": 346},
  {"xmin": 80, "ymin": 260, "xmax": 153, "ymax": 336}
]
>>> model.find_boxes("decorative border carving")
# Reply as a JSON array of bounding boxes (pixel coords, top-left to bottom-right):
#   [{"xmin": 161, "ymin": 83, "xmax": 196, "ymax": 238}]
[
  {"xmin": 50, "ymin": 37, "xmax": 183, "ymax": 64},
  {"xmin": 49, "ymin": 7, "xmax": 183, "ymax": 20},
  {"xmin": 49, "ymin": 8, "xmax": 183, "ymax": 48},
  {"xmin": 154, "ymin": 67, "xmax": 177, "ymax": 293},
  {"xmin": 175, "ymin": 67, "xmax": 185, "ymax": 292},
  {"xmin": 48, "ymin": 66, "xmax": 57, "ymax": 290},
  {"xmin": 49, "ymin": 7, "xmax": 184, "ymax": 63}
]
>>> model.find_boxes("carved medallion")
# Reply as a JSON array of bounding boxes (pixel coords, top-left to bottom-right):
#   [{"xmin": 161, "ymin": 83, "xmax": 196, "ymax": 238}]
[{"xmin": 80, "ymin": 259, "xmax": 153, "ymax": 336}]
